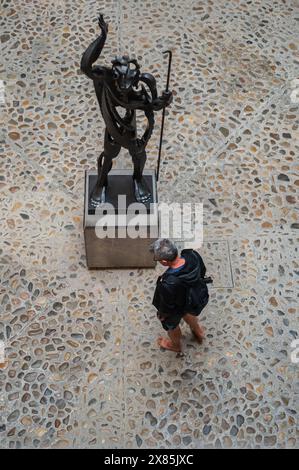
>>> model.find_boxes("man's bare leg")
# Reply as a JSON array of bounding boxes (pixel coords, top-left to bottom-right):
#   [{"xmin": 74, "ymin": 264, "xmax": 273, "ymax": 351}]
[
  {"xmin": 183, "ymin": 314, "xmax": 204, "ymax": 342},
  {"xmin": 158, "ymin": 326, "xmax": 182, "ymax": 352}
]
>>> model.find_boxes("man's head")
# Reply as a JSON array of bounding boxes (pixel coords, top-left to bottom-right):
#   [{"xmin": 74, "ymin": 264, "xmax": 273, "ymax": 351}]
[
  {"xmin": 111, "ymin": 55, "xmax": 141, "ymax": 93},
  {"xmin": 150, "ymin": 238, "xmax": 178, "ymax": 266}
]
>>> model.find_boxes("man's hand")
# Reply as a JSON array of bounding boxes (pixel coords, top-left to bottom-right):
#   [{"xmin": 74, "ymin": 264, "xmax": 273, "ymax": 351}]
[
  {"xmin": 157, "ymin": 312, "xmax": 166, "ymax": 321},
  {"xmin": 98, "ymin": 14, "xmax": 108, "ymax": 36}
]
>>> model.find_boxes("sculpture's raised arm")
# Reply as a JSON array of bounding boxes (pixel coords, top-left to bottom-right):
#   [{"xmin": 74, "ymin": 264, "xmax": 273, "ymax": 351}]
[{"xmin": 80, "ymin": 14, "xmax": 109, "ymax": 80}]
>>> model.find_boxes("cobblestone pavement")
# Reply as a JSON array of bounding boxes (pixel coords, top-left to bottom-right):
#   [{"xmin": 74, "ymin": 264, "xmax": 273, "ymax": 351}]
[{"xmin": 0, "ymin": 0, "xmax": 298, "ymax": 449}]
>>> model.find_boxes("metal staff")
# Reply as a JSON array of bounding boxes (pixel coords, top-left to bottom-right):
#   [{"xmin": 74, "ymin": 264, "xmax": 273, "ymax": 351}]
[{"xmin": 156, "ymin": 50, "xmax": 172, "ymax": 181}]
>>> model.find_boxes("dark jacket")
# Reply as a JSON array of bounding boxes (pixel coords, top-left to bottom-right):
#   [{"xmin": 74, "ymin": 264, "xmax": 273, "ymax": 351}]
[{"xmin": 152, "ymin": 249, "xmax": 209, "ymax": 316}]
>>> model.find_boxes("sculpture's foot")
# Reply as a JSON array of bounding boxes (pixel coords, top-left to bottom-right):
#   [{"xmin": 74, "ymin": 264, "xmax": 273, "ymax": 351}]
[
  {"xmin": 90, "ymin": 185, "xmax": 106, "ymax": 208},
  {"xmin": 133, "ymin": 177, "xmax": 151, "ymax": 204}
]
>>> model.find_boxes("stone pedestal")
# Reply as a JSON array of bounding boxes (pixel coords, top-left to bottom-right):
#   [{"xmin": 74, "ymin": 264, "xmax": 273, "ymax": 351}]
[{"xmin": 83, "ymin": 169, "xmax": 158, "ymax": 268}]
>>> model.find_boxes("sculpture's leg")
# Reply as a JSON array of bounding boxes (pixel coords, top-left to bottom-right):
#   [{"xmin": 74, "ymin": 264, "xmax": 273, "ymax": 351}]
[
  {"xmin": 130, "ymin": 143, "xmax": 151, "ymax": 204},
  {"xmin": 90, "ymin": 130, "xmax": 121, "ymax": 207}
]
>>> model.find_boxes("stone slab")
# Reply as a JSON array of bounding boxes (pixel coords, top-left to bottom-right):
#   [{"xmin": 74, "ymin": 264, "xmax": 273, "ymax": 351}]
[{"xmin": 84, "ymin": 170, "xmax": 158, "ymax": 268}]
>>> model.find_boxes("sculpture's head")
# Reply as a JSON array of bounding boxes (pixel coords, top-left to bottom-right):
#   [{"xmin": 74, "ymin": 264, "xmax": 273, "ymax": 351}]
[{"xmin": 111, "ymin": 56, "xmax": 140, "ymax": 93}]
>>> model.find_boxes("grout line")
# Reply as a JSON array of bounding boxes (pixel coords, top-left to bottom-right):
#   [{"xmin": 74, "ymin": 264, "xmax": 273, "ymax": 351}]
[
  {"xmin": 119, "ymin": 268, "xmax": 129, "ymax": 448},
  {"xmin": 226, "ymin": 239, "xmax": 235, "ymax": 289}
]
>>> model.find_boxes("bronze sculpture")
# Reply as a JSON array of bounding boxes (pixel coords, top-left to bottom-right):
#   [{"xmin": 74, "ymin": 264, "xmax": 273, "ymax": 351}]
[{"xmin": 81, "ymin": 15, "xmax": 173, "ymax": 207}]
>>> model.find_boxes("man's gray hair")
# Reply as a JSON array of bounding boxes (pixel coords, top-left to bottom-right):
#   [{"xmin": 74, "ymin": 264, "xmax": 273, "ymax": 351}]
[{"xmin": 150, "ymin": 238, "xmax": 178, "ymax": 261}]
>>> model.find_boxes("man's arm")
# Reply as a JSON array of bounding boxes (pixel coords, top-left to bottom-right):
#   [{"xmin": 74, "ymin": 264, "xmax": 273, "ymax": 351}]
[
  {"xmin": 157, "ymin": 277, "xmax": 186, "ymax": 314},
  {"xmin": 80, "ymin": 14, "xmax": 108, "ymax": 80}
]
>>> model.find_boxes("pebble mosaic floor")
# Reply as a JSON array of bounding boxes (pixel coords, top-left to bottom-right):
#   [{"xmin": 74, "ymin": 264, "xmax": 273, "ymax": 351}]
[{"xmin": 0, "ymin": 0, "xmax": 298, "ymax": 449}]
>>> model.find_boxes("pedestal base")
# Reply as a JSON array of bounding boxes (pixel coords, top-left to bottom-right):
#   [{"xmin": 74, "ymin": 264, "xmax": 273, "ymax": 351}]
[{"xmin": 83, "ymin": 169, "xmax": 158, "ymax": 268}]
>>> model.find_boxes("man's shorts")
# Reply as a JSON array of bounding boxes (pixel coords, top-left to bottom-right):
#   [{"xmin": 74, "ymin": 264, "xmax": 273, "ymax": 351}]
[
  {"xmin": 157, "ymin": 300, "xmax": 208, "ymax": 331},
  {"xmin": 157, "ymin": 312, "xmax": 183, "ymax": 331}
]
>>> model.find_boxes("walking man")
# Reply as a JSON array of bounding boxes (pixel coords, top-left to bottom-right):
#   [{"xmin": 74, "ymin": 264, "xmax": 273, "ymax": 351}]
[{"xmin": 151, "ymin": 239, "xmax": 210, "ymax": 353}]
